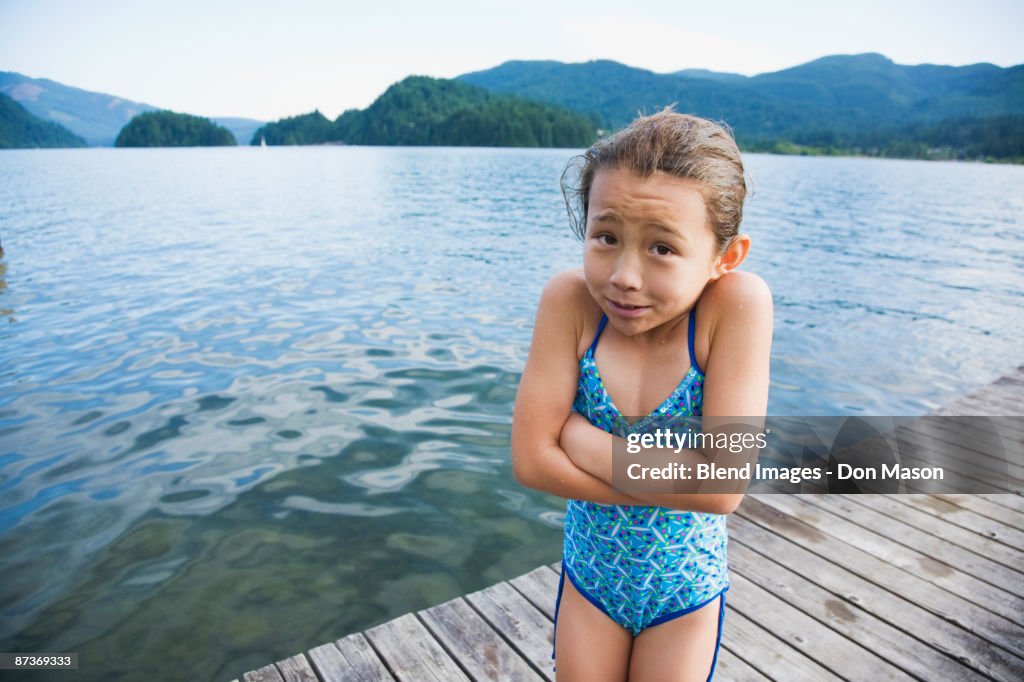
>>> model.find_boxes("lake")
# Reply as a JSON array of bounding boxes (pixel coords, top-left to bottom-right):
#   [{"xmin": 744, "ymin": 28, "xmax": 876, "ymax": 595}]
[{"xmin": 0, "ymin": 146, "xmax": 1021, "ymax": 681}]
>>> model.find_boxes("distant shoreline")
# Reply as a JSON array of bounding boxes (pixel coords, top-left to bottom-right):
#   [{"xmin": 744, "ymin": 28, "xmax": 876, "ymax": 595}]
[
  {"xmin": 4, "ymin": 142, "xmax": 1019, "ymax": 163},
  {"xmin": 743, "ymin": 146, "xmax": 1024, "ymax": 165}
]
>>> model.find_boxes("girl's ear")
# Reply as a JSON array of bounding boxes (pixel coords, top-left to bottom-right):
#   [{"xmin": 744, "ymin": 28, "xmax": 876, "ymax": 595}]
[{"xmin": 711, "ymin": 234, "xmax": 751, "ymax": 279}]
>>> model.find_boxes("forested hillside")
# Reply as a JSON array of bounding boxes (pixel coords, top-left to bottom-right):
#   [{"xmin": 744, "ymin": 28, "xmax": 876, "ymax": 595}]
[
  {"xmin": 0, "ymin": 93, "xmax": 86, "ymax": 148},
  {"xmin": 252, "ymin": 76, "xmax": 597, "ymax": 148},
  {"xmin": 458, "ymin": 54, "xmax": 1024, "ymax": 161}
]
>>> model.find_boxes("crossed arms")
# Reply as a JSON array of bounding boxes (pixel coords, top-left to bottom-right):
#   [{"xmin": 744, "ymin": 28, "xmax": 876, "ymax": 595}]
[{"xmin": 510, "ymin": 269, "xmax": 772, "ymax": 515}]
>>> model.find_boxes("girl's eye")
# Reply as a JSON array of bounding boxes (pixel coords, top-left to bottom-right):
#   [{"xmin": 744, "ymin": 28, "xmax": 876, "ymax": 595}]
[
  {"xmin": 652, "ymin": 244, "xmax": 674, "ymax": 256},
  {"xmin": 595, "ymin": 233, "xmax": 617, "ymax": 246}
]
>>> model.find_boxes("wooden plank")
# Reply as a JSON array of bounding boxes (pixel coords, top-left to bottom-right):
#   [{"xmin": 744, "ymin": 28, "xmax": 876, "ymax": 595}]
[
  {"xmin": 243, "ymin": 664, "xmax": 285, "ymax": 682},
  {"xmin": 821, "ymin": 419, "xmax": 1018, "ymax": 495},
  {"xmin": 508, "ymin": 566, "xmax": 559, "ymax": 620},
  {"xmin": 364, "ymin": 613, "xmax": 469, "ymax": 682},
  {"xmin": 897, "ymin": 418, "xmax": 1024, "ymax": 478},
  {"xmin": 974, "ymin": 493, "xmax": 1024, "ymax": 515},
  {"xmin": 276, "ymin": 654, "xmax": 318, "ymax": 682},
  {"xmin": 729, "ymin": 540, "xmax": 983, "ymax": 681},
  {"xmin": 419, "ymin": 596, "xmax": 544, "ymax": 681},
  {"xmin": 933, "ymin": 491, "xmax": 1024, "ymax": 522},
  {"xmin": 752, "ymin": 494, "xmax": 1024, "ymax": 624},
  {"xmin": 465, "ymin": 581, "xmax": 555, "ymax": 680},
  {"xmin": 729, "ymin": 516, "xmax": 1011, "ymax": 679},
  {"xmin": 890, "ymin": 423, "xmax": 1024, "ymax": 491},
  {"xmin": 335, "ymin": 633, "xmax": 395, "ymax": 681},
  {"xmin": 721, "ymin": 600, "xmax": 842, "ymax": 681},
  {"xmin": 855, "ymin": 495, "xmax": 1024, "ymax": 571},
  {"xmin": 307, "ymin": 633, "xmax": 395, "ymax": 682},
  {"xmin": 803, "ymin": 493, "xmax": 1024, "ymax": 597},
  {"xmin": 307, "ymin": 642, "xmax": 352, "ymax": 682},
  {"xmin": 714, "ymin": 647, "xmax": 771, "ymax": 681},
  {"xmin": 736, "ymin": 496, "xmax": 1023, "ymax": 654},
  {"xmin": 727, "ymin": 571, "xmax": 913, "ymax": 679},
  {"xmin": 908, "ymin": 411, "xmax": 1024, "ymax": 451}
]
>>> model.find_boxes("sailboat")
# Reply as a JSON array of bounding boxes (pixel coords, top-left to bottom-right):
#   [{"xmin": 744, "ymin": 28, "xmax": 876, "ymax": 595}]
[{"xmin": 260, "ymin": 135, "xmax": 267, "ymax": 149}]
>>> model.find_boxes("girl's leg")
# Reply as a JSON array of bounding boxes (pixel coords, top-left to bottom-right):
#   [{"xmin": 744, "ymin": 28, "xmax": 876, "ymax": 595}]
[
  {"xmin": 627, "ymin": 593, "xmax": 724, "ymax": 682},
  {"xmin": 554, "ymin": 577, "xmax": 633, "ymax": 681}
]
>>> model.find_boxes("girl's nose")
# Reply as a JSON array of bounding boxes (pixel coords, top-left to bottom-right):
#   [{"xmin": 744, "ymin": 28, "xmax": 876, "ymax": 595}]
[{"xmin": 609, "ymin": 253, "xmax": 642, "ymax": 290}]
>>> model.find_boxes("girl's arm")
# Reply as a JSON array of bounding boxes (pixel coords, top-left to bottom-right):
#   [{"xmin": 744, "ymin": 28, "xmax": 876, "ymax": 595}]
[
  {"xmin": 559, "ymin": 271, "xmax": 774, "ymax": 515},
  {"xmin": 558, "ymin": 412, "xmax": 752, "ymax": 514},
  {"xmin": 511, "ymin": 270, "xmax": 652, "ymax": 506}
]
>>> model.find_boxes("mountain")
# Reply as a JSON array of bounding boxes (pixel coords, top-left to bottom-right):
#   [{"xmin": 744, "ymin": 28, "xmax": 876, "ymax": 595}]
[
  {"xmin": 671, "ymin": 68, "xmax": 748, "ymax": 84},
  {"xmin": 0, "ymin": 92, "xmax": 86, "ymax": 148},
  {"xmin": 457, "ymin": 58, "xmax": 797, "ymax": 142},
  {"xmin": 0, "ymin": 72, "xmax": 263, "ymax": 146},
  {"xmin": 457, "ymin": 54, "xmax": 1024, "ymax": 160},
  {"xmin": 7, "ymin": 54, "xmax": 1022, "ymax": 160},
  {"xmin": 0, "ymin": 72, "xmax": 152, "ymax": 146},
  {"xmin": 253, "ymin": 76, "xmax": 597, "ymax": 148},
  {"xmin": 744, "ymin": 53, "xmax": 1018, "ymax": 127}
]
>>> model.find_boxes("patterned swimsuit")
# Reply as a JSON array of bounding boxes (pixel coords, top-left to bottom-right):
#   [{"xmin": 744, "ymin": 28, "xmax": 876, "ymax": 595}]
[{"xmin": 553, "ymin": 308, "xmax": 728, "ymax": 679}]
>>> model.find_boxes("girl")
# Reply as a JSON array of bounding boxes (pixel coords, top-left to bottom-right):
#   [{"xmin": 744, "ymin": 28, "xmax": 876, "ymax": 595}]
[{"xmin": 511, "ymin": 109, "xmax": 772, "ymax": 682}]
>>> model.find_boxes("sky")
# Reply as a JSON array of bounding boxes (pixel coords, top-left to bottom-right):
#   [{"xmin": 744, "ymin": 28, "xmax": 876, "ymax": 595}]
[{"xmin": 2, "ymin": 0, "xmax": 1022, "ymax": 122}]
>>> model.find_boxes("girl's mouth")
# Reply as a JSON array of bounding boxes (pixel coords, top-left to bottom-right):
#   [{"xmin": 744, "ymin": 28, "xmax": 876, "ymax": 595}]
[{"xmin": 609, "ymin": 299, "xmax": 650, "ymax": 317}]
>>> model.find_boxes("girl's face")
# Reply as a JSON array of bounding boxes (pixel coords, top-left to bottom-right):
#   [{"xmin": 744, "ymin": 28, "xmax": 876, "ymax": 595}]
[{"xmin": 583, "ymin": 167, "xmax": 725, "ymax": 337}]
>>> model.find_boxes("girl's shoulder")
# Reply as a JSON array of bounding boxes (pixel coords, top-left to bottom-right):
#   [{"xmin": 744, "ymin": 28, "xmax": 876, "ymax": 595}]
[
  {"xmin": 538, "ymin": 268, "xmax": 604, "ymax": 360},
  {"xmin": 695, "ymin": 271, "xmax": 773, "ymax": 368},
  {"xmin": 701, "ymin": 271, "xmax": 771, "ymax": 312}
]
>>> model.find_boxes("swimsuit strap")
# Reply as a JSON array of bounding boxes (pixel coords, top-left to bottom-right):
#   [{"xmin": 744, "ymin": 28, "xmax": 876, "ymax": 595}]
[
  {"xmin": 587, "ymin": 314, "xmax": 609, "ymax": 355},
  {"xmin": 688, "ymin": 306, "xmax": 704, "ymax": 376},
  {"xmin": 589, "ymin": 309, "xmax": 703, "ymax": 375}
]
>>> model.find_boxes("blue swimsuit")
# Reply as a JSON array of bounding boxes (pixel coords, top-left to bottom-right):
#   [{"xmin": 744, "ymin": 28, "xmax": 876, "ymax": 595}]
[{"xmin": 553, "ymin": 308, "xmax": 728, "ymax": 679}]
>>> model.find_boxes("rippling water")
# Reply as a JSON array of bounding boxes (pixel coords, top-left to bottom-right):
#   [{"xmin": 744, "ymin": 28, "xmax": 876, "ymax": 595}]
[{"xmin": 0, "ymin": 147, "xmax": 1021, "ymax": 681}]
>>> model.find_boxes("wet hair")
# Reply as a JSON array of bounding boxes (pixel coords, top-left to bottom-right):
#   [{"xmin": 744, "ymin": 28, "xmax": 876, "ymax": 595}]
[{"xmin": 561, "ymin": 107, "xmax": 748, "ymax": 253}]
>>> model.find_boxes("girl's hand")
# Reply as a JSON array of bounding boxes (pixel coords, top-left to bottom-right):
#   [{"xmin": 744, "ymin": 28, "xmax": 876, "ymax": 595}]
[
  {"xmin": 512, "ymin": 269, "xmax": 646, "ymax": 506},
  {"xmin": 560, "ymin": 411, "xmax": 610, "ymax": 482}
]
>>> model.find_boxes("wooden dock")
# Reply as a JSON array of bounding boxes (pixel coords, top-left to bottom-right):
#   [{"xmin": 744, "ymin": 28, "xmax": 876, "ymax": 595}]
[{"xmin": 236, "ymin": 367, "xmax": 1024, "ymax": 681}]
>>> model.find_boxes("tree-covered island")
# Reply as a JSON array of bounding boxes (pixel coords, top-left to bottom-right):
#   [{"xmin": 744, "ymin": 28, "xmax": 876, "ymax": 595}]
[{"xmin": 115, "ymin": 111, "xmax": 237, "ymax": 147}]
